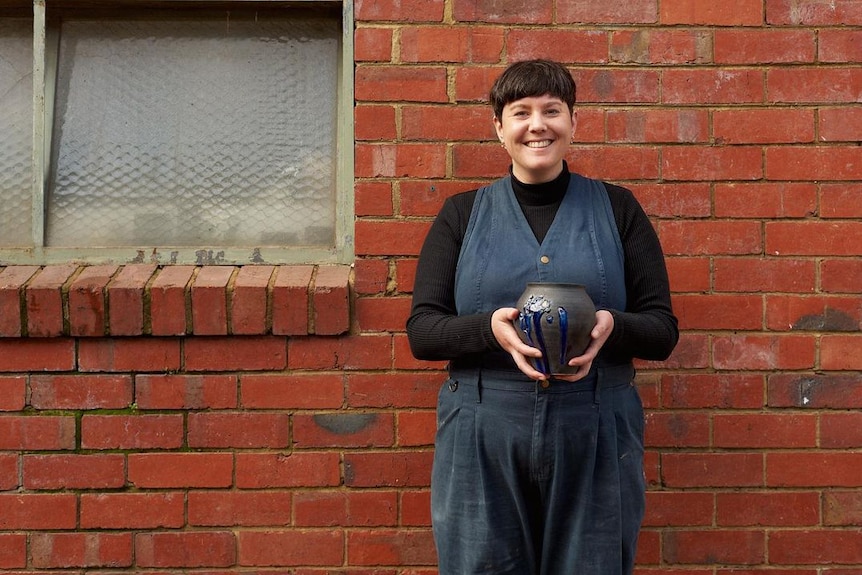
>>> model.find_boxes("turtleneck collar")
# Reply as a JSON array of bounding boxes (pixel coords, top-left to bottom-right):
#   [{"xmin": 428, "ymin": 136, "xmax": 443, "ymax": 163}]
[{"xmin": 510, "ymin": 161, "xmax": 571, "ymax": 207}]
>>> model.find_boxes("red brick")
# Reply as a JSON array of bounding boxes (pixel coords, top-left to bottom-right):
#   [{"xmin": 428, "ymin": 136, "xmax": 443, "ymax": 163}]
[
  {"xmin": 769, "ymin": 68, "xmax": 862, "ymax": 103},
  {"xmin": 662, "ymin": 373, "xmax": 764, "ymax": 409},
  {"xmin": 715, "ymin": 183, "xmax": 817, "ymax": 218},
  {"xmin": 80, "ymin": 492, "xmax": 185, "ymax": 529},
  {"xmin": 347, "ymin": 529, "xmax": 437, "ymax": 566},
  {"xmin": 559, "ymin": 0, "xmax": 657, "ymax": 23},
  {"xmin": 188, "ymin": 491, "xmax": 293, "ymax": 527},
  {"xmin": 241, "ymin": 373, "xmax": 345, "ymax": 409},
  {"xmin": 355, "ymin": 66, "xmax": 448, "ymax": 102},
  {"xmin": 231, "ymin": 265, "xmax": 273, "ymax": 335},
  {"xmin": 355, "ymin": 105, "xmax": 397, "ymax": 141},
  {"xmin": 191, "ymin": 266, "xmax": 233, "ymax": 335},
  {"xmin": 23, "ymin": 454, "xmax": 125, "ymax": 490},
  {"xmin": 78, "ymin": 338, "xmax": 181, "ymax": 372},
  {"xmin": 401, "ymin": 490, "xmax": 432, "ymax": 526},
  {"xmin": 313, "ymin": 265, "xmax": 351, "ymax": 335},
  {"xmin": 81, "ymin": 414, "xmax": 184, "ymax": 449},
  {"xmin": 607, "ymin": 109, "xmax": 709, "ymax": 143},
  {"xmin": 185, "ymin": 336, "xmax": 286, "ymax": 371},
  {"xmin": 355, "ymin": 221, "xmax": 432, "ymax": 258},
  {"xmin": 68, "ymin": 265, "xmax": 118, "ymax": 337},
  {"xmin": 644, "ymin": 412, "xmax": 710, "ymax": 447},
  {"xmin": 293, "ymin": 412, "xmax": 394, "ymax": 448},
  {"xmin": 454, "ymin": 65, "xmax": 501, "ymax": 102},
  {"xmin": 642, "ymin": 492, "xmax": 713, "ymax": 527},
  {"xmin": 717, "ymin": 492, "xmax": 819, "ymax": 527},
  {"xmin": 398, "ymin": 410, "xmax": 436, "ymax": 447},
  {"xmin": 714, "ymin": 258, "xmax": 815, "ymax": 293},
  {"xmin": 766, "ymin": 295, "xmax": 861, "ymax": 332},
  {"xmin": 293, "ymin": 491, "xmax": 397, "ymax": 527},
  {"xmin": 662, "ymin": 146, "xmax": 763, "ymax": 181},
  {"xmin": 136, "ymin": 531, "xmax": 236, "ymax": 568},
  {"xmin": 663, "ymin": 69, "xmax": 763, "ymax": 104},
  {"xmin": 714, "ymin": 29, "xmax": 815, "ymax": 63},
  {"xmin": 824, "ymin": 491, "xmax": 862, "ymax": 526},
  {"xmin": 0, "ymin": 375, "xmax": 25, "ymax": 411},
  {"xmin": 128, "ymin": 453, "xmax": 234, "ymax": 488},
  {"xmin": 402, "ymin": 104, "xmax": 495, "ymax": 142},
  {"xmin": 107, "ymin": 264, "xmax": 156, "ymax": 336},
  {"xmin": 394, "ymin": 258, "xmax": 419, "ymax": 293},
  {"xmin": 30, "ymin": 532, "xmax": 132, "ymax": 568},
  {"xmin": 343, "ymin": 451, "xmax": 433, "ymax": 487},
  {"xmin": 0, "ymin": 415, "xmax": 75, "ymax": 450},
  {"xmin": 188, "ymin": 412, "xmax": 290, "ymax": 448},
  {"xmin": 0, "ymin": 266, "xmax": 38, "ymax": 337},
  {"xmin": 0, "ymin": 533, "xmax": 26, "ymax": 568},
  {"xmin": 356, "ymin": 181, "xmax": 394, "ymax": 216},
  {"xmin": 713, "ymin": 334, "xmax": 815, "ymax": 370},
  {"xmin": 665, "ymin": 257, "xmax": 710, "ymax": 292},
  {"xmin": 355, "ymin": 143, "xmax": 447, "ymax": 178},
  {"xmin": 507, "ymin": 29, "xmax": 608, "ymax": 64},
  {"xmin": 149, "ymin": 265, "xmax": 193, "ymax": 335},
  {"xmin": 768, "ymin": 373, "xmax": 862, "ymax": 409},
  {"xmin": 821, "ymin": 412, "xmax": 862, "ymax": 449},
  {"xmin": 354, "ymin": 27, "xmax": 393, "ymax": 62},
  {"xmin": 0, "ymin": 493, "xmax": 77, "ymax": 529},
  {"xmin": 238, "ymin": 530, "xmax": 343, "ymax": 567},
  {"xmin": 355, "ymin": 296, "xmax": 411, "ymax": 332},
  {"xmin": 714, "ymin": 108, "xmax": 814, "ymax": 144},
  {"xmin": 272, "ymin": 265, "xmax": 313, "ymax": 335},
  {"xmin": 766, "ymin": 221, "xmax": 862, "ymax": 256},
  {"xmin": 29, "ymin": 374, "xmax": 131, "ymax": 410},
  {"xmin": 452, "ymin": 0, "xmax": 551, "ymax": 23},
  {"xmin": 822, "ymin": 335, "xmax": 862, "ymax": 370},
  {"xmin": 0, "ymin": 453, "xmax": 17, "ymax": 491},
  {"xmin": 576, "ymin": 68, "xmax": 662, "ymax": 103},
  {"xmin": 658, "ymin": 220, "xmax": 762, "ymax": 256},
  {"xmin": 347, "ymin": 372, "xmax": 440, "ymax": 409},
  {"xmin": 663, "ymin": 530, "xmax": 765, "ymax": 565},
  {"xmin": 25, "ymin": 264, "xmax": 77, "ymax": 337},
  {"xmin": 452, "ymin": 143, "xmax": 515, "ymax": 178},
  {"xmin": 673, "ymin": 294, "xmax": 763, "ymax": 330},
  {"xmin": 713, "ymin": 413, "xmax": 816, "ymax": 448},
  {"xmin": 767, "ymin": 453, "xmax": 862, "ymax": 487},
  {"xmin": 354, "ymin": 258, "xmax": 390, "ymax": 295},
  {"xmin": 401, "ymin": 26, "xmax": 504, "ymax": 63},
  {"xmin": 767, "ymin": 146, "xmax": 862, "ymax": 181},
  {"xmin": 821, "ymin": 183, "xmax": 862, "ymax": 217},
  {"xmin": 820, "ymin": 29, "xmax": 862, "ymax": 62},
  {"xmin": 662, "ymin": 453, "xmax": 763, "ymax": 488},
  {"xmin": 766, "ymin": 0, "xmax": 862, "ymax": 25},
  {"xmin": 235, "ymin": 452, "xmax": 341, "ymax": 488},
  {"xmin": 663, "ymin": 0, "xmax": 764, "ymax": 23},
  {"xmin": 570, "ymin": 145, "xmax": 662, "ymax": 181},
  {"xmin": 822, "ymin": 258, "xmax": 862, "ymax": 293},
  {"xmin": 354, "ymin": 0, "xmax": 444, "ymax": 22},
  {"xmin": 136, "ymin": 373, "xmax": 237, "ymax": 409},
  {"xmin": 769, "ymin": 530, "xmax": 862, "ymax": 564}
]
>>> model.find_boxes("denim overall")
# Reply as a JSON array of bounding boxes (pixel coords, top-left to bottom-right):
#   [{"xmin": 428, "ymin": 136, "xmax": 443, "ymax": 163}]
[{"xmin": 432, "ymin": 174, "xmax": 645, "ymax": 575}]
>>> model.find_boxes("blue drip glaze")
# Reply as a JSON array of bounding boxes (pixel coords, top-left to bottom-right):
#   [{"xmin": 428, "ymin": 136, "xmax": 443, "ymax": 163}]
[
  {"xmin": 531, "ymin": 311, "xmax": 550, "ymax": 375},
  {"xmin": 558, "ymin": 306, "xmax": 568, "ymax": 365}
]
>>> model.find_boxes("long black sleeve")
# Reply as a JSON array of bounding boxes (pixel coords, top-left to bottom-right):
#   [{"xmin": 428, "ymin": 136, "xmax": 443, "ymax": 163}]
[{"xmin": 406, "ymin": 178, "xmax": 678, "ymax": 363}]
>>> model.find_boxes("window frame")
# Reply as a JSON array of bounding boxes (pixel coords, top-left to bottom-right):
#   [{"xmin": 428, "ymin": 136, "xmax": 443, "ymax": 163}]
[{"xmin": 1, "ymin": 0, "xmax": 353, "ymax": 266}]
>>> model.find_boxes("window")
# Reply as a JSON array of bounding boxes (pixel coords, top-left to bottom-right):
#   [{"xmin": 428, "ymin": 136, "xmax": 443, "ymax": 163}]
[{"xmin": 0, "ymin": 0, "xmax": 353, "ymax": 265}]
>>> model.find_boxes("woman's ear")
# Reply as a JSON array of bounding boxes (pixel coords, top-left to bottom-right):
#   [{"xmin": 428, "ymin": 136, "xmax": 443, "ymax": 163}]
[{"xmin": 493, "ymin": 115, "xmax": 504, "ymax": 141}]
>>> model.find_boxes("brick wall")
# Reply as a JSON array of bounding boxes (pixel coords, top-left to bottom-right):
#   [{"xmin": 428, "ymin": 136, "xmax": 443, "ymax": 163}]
[{"xmin": 1, "ymin": 0, "xmax": 861, "ymax": 570}]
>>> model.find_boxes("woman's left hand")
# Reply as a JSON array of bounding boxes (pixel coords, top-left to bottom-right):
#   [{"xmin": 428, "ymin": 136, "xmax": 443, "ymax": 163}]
[{"xmin": 553, "ymin": 310, "xmax": 614, "ymax": 382}]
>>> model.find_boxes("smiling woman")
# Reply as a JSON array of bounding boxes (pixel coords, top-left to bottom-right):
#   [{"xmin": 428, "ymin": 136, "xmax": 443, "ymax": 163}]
[{"xmin": 406, "ymin": 58, "xmax": 679, "ymax": 575}]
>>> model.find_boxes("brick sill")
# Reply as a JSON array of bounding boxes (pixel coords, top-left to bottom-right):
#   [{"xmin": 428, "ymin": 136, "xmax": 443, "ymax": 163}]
[{"xmin": 0, "ymin": 264, "xmax": 352, "ymax": 338}]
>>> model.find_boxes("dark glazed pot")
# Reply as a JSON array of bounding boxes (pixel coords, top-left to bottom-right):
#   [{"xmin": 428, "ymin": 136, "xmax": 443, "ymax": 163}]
[{"xmin": 514, "ymin": 283, "xmax": 597, "ymax": 376}]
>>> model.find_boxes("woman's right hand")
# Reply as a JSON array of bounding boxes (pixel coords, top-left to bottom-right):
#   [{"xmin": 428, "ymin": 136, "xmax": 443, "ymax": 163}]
[{"xmin": 491, "ymin": 307, "xmax": 547, "ymax": 381}]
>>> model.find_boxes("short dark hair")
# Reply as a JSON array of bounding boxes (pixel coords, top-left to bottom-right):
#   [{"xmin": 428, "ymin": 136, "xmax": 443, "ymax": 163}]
[{"xmin": 489, "ymin": 59, "xmax": 577, "ymax": 119}]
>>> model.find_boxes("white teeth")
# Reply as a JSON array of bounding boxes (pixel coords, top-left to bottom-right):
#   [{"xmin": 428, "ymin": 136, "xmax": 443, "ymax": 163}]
[{"xmin": 525, "ymin": 141, "xmax": 552, "ymax": 148}]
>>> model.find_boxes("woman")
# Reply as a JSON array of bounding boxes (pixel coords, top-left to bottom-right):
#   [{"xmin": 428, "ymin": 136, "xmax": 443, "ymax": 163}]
[{"xmin": 407, "ymin": 59, "xmax": 678, "ymax": 575}]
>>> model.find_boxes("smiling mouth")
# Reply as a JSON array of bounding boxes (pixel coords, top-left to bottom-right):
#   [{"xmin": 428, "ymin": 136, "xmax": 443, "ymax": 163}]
[{"xmin": 525, "ymin": 140, "xmax": 553, "ymax": 148}]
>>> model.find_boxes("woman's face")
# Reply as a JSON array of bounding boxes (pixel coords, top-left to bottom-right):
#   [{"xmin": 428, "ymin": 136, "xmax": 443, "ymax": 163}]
[{"xmin": 494, "ymin": 94, "xmax": 576, "ymax": 184}]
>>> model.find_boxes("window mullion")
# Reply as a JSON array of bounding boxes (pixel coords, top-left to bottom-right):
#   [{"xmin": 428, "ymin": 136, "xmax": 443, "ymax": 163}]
[{"xmin": 31, "ymin": 0, "xmax": 46, "ymax": 248}]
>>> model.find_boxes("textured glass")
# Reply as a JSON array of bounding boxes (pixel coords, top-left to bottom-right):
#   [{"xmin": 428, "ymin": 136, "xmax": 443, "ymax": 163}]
[
  {"xmin": 47, "ymin": 15, "xmax": 338, "ymax": 248},
  {"xmin": 0, "ymin": 19, "xmax": 33, "ymax": 246}
]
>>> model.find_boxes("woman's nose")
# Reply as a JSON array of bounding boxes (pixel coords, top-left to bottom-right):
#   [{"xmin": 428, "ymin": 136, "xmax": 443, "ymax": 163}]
[{"xmin": 528, "ymin": 112, "xmax": 546, "ymax": 131}]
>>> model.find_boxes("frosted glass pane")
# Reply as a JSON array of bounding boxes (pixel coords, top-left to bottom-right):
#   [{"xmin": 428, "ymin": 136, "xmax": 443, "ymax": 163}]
[
  {"xmin": 47, "ymin": 15, "xmax": 338, "ymax": 248},
  {"xmin": 0, "ymin": 19, "xmax": 33, "ymax": 246}
]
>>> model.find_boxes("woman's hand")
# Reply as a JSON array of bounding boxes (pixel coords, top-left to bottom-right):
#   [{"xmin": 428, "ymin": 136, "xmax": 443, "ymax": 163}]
[
  {"xmin": 491, "ymin": 307, "xmax": 547, "ymax": 381},
  {"xmin": 554, "ymin": 310, "xmax": 615, "ymax": 382}
]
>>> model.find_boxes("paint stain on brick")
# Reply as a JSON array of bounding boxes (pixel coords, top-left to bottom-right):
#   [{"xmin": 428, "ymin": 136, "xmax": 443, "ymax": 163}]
[
  {"xmin": 313, "ymin": 413, "xmax": 378, "ymax": 435},
  {"xmin": 792, "ymin": 308, "xmax": 858, "ymax": 331}
]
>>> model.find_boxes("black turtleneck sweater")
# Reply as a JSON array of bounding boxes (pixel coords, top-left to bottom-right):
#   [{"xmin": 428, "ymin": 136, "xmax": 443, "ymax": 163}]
[{"xmin": 406, "ymin": 165, "xmax": 679, "ymax": 365}]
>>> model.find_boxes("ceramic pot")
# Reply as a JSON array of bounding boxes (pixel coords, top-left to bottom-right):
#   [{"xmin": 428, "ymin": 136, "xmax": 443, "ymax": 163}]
[{"xmin": 514, "ymin": 283, "xmax": 597, "ymax": 376}]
